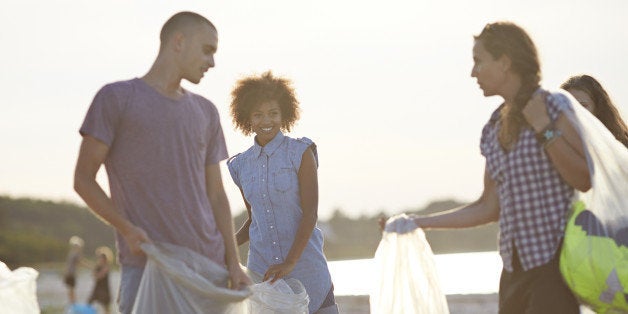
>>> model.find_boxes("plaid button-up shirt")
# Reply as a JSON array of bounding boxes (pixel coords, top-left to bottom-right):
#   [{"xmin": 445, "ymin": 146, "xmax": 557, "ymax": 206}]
[{"xmin": 480, "ymin": 91, "xmax": 575, "ymax": 272}]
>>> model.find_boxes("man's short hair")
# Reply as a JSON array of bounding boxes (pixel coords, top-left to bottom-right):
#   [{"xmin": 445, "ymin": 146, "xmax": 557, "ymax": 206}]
[{"xmin": 160, "ymin": 11, "xmax": 216, "ymax": 45}]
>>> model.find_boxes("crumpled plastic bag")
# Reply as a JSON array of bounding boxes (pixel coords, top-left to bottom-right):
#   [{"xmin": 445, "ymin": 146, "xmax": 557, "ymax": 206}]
[
  {"xmin": 132, "ymin": 242, "xmax": 250, "ymax": 314},
  {"xmin": 248, "ymin": 276, "xmax": 309, "ymax": 314},
  {"xmin": 0, "ymin": 261, "xmax": 40, "ymax": 314},
  {"xmin": 132, "ymin": 242, "xmax": 310, "ymax": 314},
  {"xmin": 557, "ymin": 91, "xmax": 628, "ymax": 313},
  {"xmin": 385, "ymin": 214, "xmax": 419, "ymax": 234},
  {"xmin": 371, "ymin": 228, "xmax": 449, "ymax": 314}
]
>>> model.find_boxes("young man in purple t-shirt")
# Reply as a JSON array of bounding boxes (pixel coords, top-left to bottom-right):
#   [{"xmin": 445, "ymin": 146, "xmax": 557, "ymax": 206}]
[{"xmin": 74, "ymin": 11, "xmax": 251, "ymax": 313}]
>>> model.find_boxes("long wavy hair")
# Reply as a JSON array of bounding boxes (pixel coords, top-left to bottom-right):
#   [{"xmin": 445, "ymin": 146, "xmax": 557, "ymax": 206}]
[
  {"xmin": 561, "ymin": 75, "xmax": 628, "ymax": 147},
  {"xmin": 475, "ymin": 22, "xmax": 541, "ymax": 150}
]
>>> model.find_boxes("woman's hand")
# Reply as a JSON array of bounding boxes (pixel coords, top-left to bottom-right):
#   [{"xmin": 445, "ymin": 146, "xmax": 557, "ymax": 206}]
[
  {"xmin": 384, "ymin": 214, "xmax": 419, "ymax": 234},
  {"xmin": 378, "ymin": 216, "xmax": 388, "ymax": 231},
  {"xmin": 522, "ymin": 90, "xmax": 551, "ymax": 133},
  {"xmin": 263, "ymin": 260, "xmax": 297, "ymax": 283}
]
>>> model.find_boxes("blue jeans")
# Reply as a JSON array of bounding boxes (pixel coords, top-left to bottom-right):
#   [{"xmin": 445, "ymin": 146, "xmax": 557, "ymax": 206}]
[{"xmin": 117, "ymin": 265, "xmax": 144, "ymax": 314}]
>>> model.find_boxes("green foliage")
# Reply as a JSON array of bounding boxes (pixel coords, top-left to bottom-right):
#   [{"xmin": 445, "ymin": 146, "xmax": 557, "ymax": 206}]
[
  {"xmin": 0, "ymin": 230, "xmax": 66, "ymax": 265},
  {"xmin": 323, "ymin": 209, "xmax": 384, "ymax": 260},
  {"xmin": 321, "ymin": 199, "xmax": 498, "ymax": 260},
  {"xmin": 233, "ymin": 199, "xmax": 498, "ymax": 263},
  {"xmin": 0, "ymin": 195, "xmax": 498, "ymax": 267},
  {"xmin": 0, "ymin": 195, "xmax": 115, "ymax": 268},
  {"xmin": 419, "ymin": 200, "xmax": 499, "ymax": 254}
]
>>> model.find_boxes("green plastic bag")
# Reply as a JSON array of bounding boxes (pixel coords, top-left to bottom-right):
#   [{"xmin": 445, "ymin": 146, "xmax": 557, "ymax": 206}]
[{"xmin": 561, "ymin": 200, "xmax": 628, "ymax": 313}]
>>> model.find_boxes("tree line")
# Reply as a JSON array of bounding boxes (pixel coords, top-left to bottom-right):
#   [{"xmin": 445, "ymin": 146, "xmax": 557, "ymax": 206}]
[{"xmin": 0, "ymin": 196, "xmax": 497, "ymax": 268}]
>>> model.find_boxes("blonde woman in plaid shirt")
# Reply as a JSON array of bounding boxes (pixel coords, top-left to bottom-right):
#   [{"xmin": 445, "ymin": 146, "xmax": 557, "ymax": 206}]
[{"xmin": 384, "ymin": 22, "xmax": 591, "ymax": 313}]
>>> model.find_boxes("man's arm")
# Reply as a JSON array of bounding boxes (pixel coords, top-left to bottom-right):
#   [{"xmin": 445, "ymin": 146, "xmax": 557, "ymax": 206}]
[
  {"xmin": 73, "ymin": 135, "xmax": 150, "ymax": 255},
  {"xmin": 205, "ymin": 163, "xmax": 252, "ymax": 288}
]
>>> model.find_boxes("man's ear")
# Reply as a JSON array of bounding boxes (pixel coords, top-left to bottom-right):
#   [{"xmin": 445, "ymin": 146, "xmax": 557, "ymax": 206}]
[{"xmin": 172, "ymin": 32, "xmax": 185, "ymax": 52}]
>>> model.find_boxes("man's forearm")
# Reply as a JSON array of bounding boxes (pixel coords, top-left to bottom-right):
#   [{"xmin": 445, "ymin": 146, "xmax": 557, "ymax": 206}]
[
  {"xmin": 74, "ymin": 175, "xmax": 134, "ymax": 235},
  {"xmin": 210, "ymin": 192, "xmax": 241, "ymax": 267}
]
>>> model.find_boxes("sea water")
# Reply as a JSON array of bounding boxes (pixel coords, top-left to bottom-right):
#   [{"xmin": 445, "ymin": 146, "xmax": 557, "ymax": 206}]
[
  {"xmin": 37, "ymin": 251, "xmax": 596, "ymax": 313},
  {"xmin": 328, "ymin": 251, "xmax": 502, "ymax": 296}
]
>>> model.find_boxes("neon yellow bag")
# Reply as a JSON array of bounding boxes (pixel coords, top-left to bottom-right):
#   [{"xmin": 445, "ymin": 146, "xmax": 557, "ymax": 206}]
[{"xmin": 558, "ymin": 91, "xmax": 628, "ymax": 313}]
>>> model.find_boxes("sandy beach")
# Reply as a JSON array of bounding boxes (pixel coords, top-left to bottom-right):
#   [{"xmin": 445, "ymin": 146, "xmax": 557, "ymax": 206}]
[
  {"xmin": 335, "ymin": 294, "xmax": 498, "ymax": 314},
  {"xmin": 36, "ymin": 267, "xmax": 498, "ymax": 314},
  {"xmin": 37, "ymin": 267, "xmax": 600, "ymax": 314}
]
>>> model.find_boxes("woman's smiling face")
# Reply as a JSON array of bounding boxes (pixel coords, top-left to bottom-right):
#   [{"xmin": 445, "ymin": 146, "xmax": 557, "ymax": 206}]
[{"xmin": 250, "ymin": 100, "xmax": 282, "ymax": 146}]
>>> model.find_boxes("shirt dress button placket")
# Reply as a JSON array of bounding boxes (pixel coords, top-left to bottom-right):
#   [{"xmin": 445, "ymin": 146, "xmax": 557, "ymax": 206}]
[
  {"xmin": 262, "ymin": 155, "xmax": 281, "ymax": 263},
  {"xmin": 262, "ymin": 157, "xmax": 271, "ymax": 208},
  {"xmin": 262, "ymin": 158, "xmax": 272, "ymax": 218}
]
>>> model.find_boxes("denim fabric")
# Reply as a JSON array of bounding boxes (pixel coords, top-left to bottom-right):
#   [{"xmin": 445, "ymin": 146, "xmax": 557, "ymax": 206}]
[
  {"xmin": 117, "ymin": 265, "xmax": 144, "ymax": 314},
  {"xmin": 228, "ymin": 132, "xmax": 333, "ymax": 313}
]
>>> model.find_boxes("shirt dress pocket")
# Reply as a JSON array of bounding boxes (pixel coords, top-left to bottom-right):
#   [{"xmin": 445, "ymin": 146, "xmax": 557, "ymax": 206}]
[{"xmin": 273, "ymin": 168, "xmax": 293, "ymax": 192}]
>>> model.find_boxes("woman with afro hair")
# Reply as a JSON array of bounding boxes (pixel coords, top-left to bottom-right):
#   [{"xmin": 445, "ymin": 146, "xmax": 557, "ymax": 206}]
[{"xmin": 227, "ymin": 71, "xmax": 338, "ymax": 314}]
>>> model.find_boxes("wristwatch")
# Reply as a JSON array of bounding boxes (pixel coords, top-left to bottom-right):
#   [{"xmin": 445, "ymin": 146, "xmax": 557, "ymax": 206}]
[{"xmin": 536, "ymin": 124, "xmax": 562, "ymax": 148}]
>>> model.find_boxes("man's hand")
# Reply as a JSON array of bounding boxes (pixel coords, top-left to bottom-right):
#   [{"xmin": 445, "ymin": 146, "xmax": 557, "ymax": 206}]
[
  {"xmin": 228, "ymin": 264, "xmax": 252, "ymax": 290},
  {"xmin": 263, "ymin": 261, "xmax": 297, "ymax": 283},
  {"xmin": 122, "ymin": 224, "xmax": 151, "ymax": 256}
]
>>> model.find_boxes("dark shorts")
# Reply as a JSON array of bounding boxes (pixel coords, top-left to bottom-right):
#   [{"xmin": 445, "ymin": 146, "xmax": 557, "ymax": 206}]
[
  {"xmin": 319, "ymin": 284, "xmax": 336, "ymax": 309},
  {"xmin": 64, "ymin": 274, "xmax": 76, "ymax": 288},
  {"xmin": 498, "ymin": 247, "xmax": 579, "ymax": 314}
]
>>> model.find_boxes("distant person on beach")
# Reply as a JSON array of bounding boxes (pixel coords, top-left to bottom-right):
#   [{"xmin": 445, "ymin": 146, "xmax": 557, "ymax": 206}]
[
  {"xmin": 64, "ymin": 236, "xmax": 85, "ymax": 305},
  {"xmin": 227, "ymin": 71, "xmax": 338, "ymax": 313},
  {"xmin": 73, "ymin": 11, "xmax": 251, "ymax": 313},
  {"xmin": 561, "ymin": 74, "xmax": 628, "ymax": 147},
  {"xmin": 87, "ymin": 246, "xmax": 112, "ymax": 314},
  {"xmin": 383, "ymin": 22, "xmax": 590, "ymax": 313}
]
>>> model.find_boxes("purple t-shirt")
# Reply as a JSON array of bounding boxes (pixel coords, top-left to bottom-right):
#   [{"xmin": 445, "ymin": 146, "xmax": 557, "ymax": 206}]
[{"xmin": 80, "ymin": 78, "xmax": 228, "ymax": 267}]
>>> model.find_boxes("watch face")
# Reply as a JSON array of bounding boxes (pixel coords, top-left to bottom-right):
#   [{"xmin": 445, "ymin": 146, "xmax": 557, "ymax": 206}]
[
  {"xmin": 542, "ymin": 128, "xmax": 562, "ymax": 142},
  {"xmin": 543, "ymin": 129, "xmax": 555, "ymax": 140}
]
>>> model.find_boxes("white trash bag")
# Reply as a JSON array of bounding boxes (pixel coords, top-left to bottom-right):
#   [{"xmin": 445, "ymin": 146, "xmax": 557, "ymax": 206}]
[
  {"xmin": 371, "ymin": 216, "xmax": 449, "ymax": 314},
  {"xmin": 248, "ymin": 276, "xmax": 309, "ymax": 314},
  {"xmin": 133, "ymin": 242, "xmax": 310, "ymax": 314},
  {"xmin": 557, "ymin": 91, "xmax": 628, "ymax": 312},
  {"xmin": 132, "ymin": 242, "xmax": 250, "ymax": 314},
  {"xmin": 0, "ymin": 261, "xmax": 40, "ymax": 314}
]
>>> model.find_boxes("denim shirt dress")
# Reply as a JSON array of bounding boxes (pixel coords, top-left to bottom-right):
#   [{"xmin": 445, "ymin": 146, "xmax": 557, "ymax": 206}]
[{"xmin": 227, "ymin": 132, "xmax": 332, "ymax": 313}]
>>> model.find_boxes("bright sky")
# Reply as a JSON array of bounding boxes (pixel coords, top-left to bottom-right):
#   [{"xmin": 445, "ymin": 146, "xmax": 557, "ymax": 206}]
[{"xmin": 1, "ymin": 0, "xmax": 627, "ymax": 219}]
